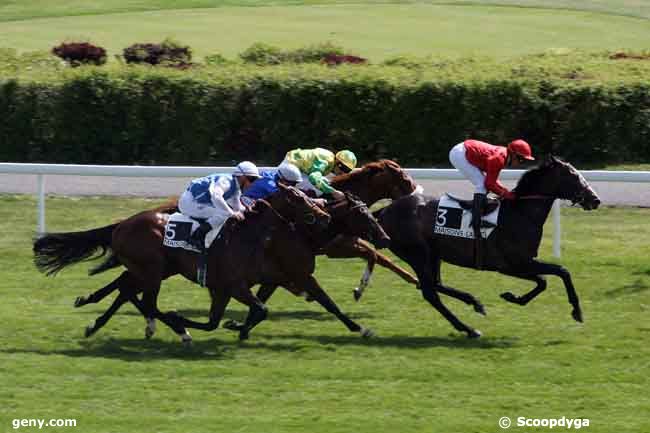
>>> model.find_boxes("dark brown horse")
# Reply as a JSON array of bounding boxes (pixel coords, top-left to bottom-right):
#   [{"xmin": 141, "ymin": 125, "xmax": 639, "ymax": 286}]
[
  {"xmin": 251, "ymin": 160, "xmax": 421, "ymax": 301},
  {"xmin": 376, "ymin": 156, "xmax": 601, "ymax": 338},
  {"xmin": 34, "ymin": 185, "xmax": 338, "ymax": 342}
]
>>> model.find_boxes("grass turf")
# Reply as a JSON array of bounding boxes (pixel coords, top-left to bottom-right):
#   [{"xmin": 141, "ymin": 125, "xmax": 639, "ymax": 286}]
[
  {"xmin": 0, "ymin": 2, "xmax": 649, "ymax": 59},
  {"xmin": 1, "ymin": 0, "xmax": 650, "ymax": 22},
  {"xmin": 0, "ymin": 194, "xmax": 648, "ymax": 432}
]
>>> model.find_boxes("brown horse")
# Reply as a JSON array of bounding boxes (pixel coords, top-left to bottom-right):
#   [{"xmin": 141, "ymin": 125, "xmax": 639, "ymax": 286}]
[
  {"xmin": 36, "ymin": 185, "xmax": 389, "ymax": 341},
  {"xmin": 328, "ymin": 159, "xmax": 420, "ymax": 298},
  {"xmin": 34, "ymin": 185, "xmax": 338, "ymax": 342},
  {"xmin": 254, "ymin": 160, "xmax": 420, "ymax": 306}
]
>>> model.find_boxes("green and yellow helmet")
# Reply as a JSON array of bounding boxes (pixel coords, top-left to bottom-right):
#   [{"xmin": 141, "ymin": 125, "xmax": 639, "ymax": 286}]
[{"xmin": 335, "ymin": 150, "xmax": 357, "ymax": 172}]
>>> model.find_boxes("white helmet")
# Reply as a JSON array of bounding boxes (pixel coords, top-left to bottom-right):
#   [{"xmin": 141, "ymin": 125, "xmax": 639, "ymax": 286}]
[
  {"xmin": 277, "ymin": 162, "xmax": 302, "ymax": 183},
  {"xmin": 233, "ymin": 161, "xmax": 260, "ymax": 178}
]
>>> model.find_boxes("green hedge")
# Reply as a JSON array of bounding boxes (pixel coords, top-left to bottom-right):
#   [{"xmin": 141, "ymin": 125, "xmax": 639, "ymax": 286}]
[{"xmin": 1, "ymin": 64, "xmax": 650, "ymax": 166}]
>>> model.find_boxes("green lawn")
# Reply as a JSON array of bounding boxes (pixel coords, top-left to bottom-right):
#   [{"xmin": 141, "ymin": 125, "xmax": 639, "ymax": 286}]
[
  {"xmin": 0, "ymin": 194, "xmax": 648, "ymax": 432},
  {"xmin": 0, "ymin": 1, "xmax": 649, "ymax": 59},
  {"xmin": 2, "ymin": 0, "xmax": 650, "ymax": 22}
]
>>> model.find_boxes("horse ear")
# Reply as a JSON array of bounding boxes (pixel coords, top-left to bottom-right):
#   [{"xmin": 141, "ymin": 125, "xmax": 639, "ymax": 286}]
[{"xmin": 544, "ymin": 154, "xmax": 557, "ymax": 167}]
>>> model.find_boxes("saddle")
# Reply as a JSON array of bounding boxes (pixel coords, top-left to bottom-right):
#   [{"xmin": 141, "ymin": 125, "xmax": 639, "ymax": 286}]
[{"xmin": 446, "ymin": 193, "xmax": 500, "ymax": 216}]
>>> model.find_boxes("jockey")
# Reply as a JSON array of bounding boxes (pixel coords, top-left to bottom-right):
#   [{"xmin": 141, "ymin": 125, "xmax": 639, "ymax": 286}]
[
  {"xmin": 179, "ymin": 161, "xmax": 261, "ymax": 250},
  {"xmin": 283, "ymin": 147, "xmax": 358, "ymax": 199},
  {"xmin": 449, "ymin": 138, "xmax": 535, "ymax": 268},
  {"xmin": 240, "ymin": 162, "xmax": 303, "ymax": 207}
]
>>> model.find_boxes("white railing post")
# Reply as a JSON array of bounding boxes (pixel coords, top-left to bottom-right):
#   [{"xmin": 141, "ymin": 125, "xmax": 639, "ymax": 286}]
[
  {"xmin": 37, "ymin": 174, "xmax": 46, "ymax": 235},
  {"xmin": 552, "ymin": 199, "xmax": 561, "ymax": 258}
]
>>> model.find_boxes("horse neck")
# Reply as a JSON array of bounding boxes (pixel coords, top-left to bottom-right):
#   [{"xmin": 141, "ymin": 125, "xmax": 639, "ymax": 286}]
[
  {"xmin": 331, "ymin": 177, "xmax": 373, "ymax": 204},
  {"xmin": 509, "ymin": 196, "xmax": 555, "ymax": 227},
  {"xmin": 324, "ymin": 199, "xmax": 353, "ymax": 236},
  {"xmin": 264, "ymin": 195, "xmax": 325, "ymax": 246}
]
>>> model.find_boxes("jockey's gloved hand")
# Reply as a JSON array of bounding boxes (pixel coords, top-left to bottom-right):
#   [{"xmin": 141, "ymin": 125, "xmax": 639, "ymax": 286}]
[
  {"xmin": 232, "ymin": 212, "xmax": 245, "ymax": 222},
  {"xmin": 330, "ymin": 190, "xmax": 345, "ymax": 201}
]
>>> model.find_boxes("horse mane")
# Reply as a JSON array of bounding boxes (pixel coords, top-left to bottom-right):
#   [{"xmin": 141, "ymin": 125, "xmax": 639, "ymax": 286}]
[
  {"xmin": 331, "ymin": 159, "xmax": 400, "ymax": 185},
  {"xmin": 513, "ymin": 156, "xmax": 563, "ymax": 195}
]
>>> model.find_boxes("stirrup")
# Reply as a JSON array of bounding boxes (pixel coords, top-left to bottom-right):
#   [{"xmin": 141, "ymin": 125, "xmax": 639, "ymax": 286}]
[
  {"xmin": 190, "ymin": 222, "xmax": 211, "ymax": 251},
  {"xmin": 472, "ymin": 193, "xmax": 485, "ymax": 269},
  {"xmin": 196, "ymin": 253, "xmax": 208, "ymax": 287}
]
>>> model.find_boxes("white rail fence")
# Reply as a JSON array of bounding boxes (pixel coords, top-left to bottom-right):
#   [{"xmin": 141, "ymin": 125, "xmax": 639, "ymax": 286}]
[{"xmin": 2, "ymin": 163, "xmax": 650, "ymax": 258}]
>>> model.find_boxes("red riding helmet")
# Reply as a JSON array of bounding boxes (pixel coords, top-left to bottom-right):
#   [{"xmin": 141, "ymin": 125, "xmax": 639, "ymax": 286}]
[{"xmin": 507, "ymin": 139, "xmax": 535, "ymax": 160}]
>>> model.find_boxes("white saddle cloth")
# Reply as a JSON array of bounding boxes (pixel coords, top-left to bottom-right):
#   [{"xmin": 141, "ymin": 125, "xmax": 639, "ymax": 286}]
[
  {"xmin": 434, "ymin": 194, "xmax": 501, "ymax": 239},
  {"xmin": 162, "ymin": 213, "xmax": 225, "ymax": 252}
]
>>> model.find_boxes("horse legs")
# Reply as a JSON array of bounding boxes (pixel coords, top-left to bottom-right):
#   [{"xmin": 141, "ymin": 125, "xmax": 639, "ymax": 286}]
[
  {"xmin": 504, "ymin": 260, "xmax": 582, "ymax": 323},
  {"xmin": 78, "ymin": 271, "xmax": 187, "ymax": 340},
  {"xmin": 324, "ymin": 237, "xmax": 418, "ymax": 301},
  {"xmin": 84, "ymin": 291, "xmax": 130, "ymax": 338},
  {"xmin": 74, "ymin": 271, "xmax": 126, "ymax": 308},
  {"xmin": 303, "ymin": 275, "xmax": 373, "ymax": 337},
  {"xmin": 129, "ymin": 269, "xmax": 193, "ymax": 343},
  {"xmin": 154, "ymin": 285, "xmax": 231, "ymax": 336},
  {"xmin": 498, "ymin": 273, "xmax": 547, "ymax": 306},
  {"xmin": 391, "ymin": 243, "xmax": 481, "ymax": 338},
  {"xmin": 430, "ymin": 256, "xmax": 486, "ymax": 315},
  {"xmin": 256, "ymin": 284, "xmax": 278, "ymax": 303},
  {"xmin": 229, "ymin": 286, "xmax": 268, "ymax": 340}
]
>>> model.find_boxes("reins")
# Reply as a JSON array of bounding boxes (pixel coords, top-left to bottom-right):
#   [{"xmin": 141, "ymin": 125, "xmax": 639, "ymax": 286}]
[{"xmin": 517, "ymin": 195, "xmax": 554, "ymax": 200}]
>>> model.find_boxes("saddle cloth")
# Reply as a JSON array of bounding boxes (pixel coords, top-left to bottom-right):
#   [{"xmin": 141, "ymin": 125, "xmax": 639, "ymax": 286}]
[
  {"xmin": 434, "ymin": 194, "xmax": 501, "ymax": 240},
  {"xmin": 162, "ymin": 213, "xmax": 224, "ymax": 252}
]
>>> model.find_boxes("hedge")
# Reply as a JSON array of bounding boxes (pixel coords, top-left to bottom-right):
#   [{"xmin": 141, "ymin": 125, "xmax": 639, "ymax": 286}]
[{"xmin": 1, "ymin": 64, "xmax": 650, "ymax": 166}]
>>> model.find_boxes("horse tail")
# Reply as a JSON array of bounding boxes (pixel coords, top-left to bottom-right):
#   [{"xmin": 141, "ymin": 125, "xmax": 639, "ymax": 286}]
[
  {"xmin": 88, "ymin": 253, "xmax": 121, "ymax": 276},
  {"xmin": 33, "ymin": 223, "xmax": 118, "ymax": 276}
]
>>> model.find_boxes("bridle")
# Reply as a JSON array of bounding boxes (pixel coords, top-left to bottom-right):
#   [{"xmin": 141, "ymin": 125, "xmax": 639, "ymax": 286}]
[
  {"xmin": 285, "ymin": 189, "xmax": 328, "ymax": 227},
  {"xmin": 516, "ymin": 183, "xmax": 591, "ymax": 207}
]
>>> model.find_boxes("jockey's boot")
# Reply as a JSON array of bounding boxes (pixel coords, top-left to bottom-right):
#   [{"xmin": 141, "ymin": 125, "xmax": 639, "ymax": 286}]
[
  {"xmin": 472, "ymin": 193, "xmax": 487, "ymax": 270},
  {"xmin": 189, "ymin": 221, "xmax": 212, "ymax": 252}
]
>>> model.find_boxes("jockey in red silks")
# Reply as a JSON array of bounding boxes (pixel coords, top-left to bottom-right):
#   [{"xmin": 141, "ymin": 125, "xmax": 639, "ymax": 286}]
[{"xmin": 449, "ymin": 138, "xmax": 535, "ymax": 268}]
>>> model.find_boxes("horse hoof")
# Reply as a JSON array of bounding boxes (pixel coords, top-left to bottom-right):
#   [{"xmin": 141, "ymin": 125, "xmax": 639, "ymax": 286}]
[
  {"xmin": 239, "ymin": 331, "xmax": 250, "ymax": 341},
  {"xmin": 474, "ymin": 303, "xmax": 487, "ymax": 316},
  {"xmin": 572, "ymin": 309, "xmax": 584, "ymax": 323},
  {"xmin": 145, "ymin": 327, "xmax": 154, "ymax": 340},
  {"xmin": 181, "ymin": 332, "xmax": 193, "ymax": 346},
  {"xmin": 467, "ymin": 329, "xmax": 482, "ymax": 339},
  {"xmin": 360, "ymin": 327, "xmax": 374, "ymax": 338},
  {"xmin": 84, "ymin": 325, "xmax": 95, "ymax": 338},
  {"xmin": 74, "ymin": 296, "xmax": 86, "ymax": 308},
  {"xmin": 222, "ymin": 319, "xmax": 244, "ymax": 331},
  {"xmin": 353, "ymin": 288, "xmax": 363, "ymax": 302},
  {"xmin": 500, "ymin": 292, "xmax": 519, "ymax": 304}
]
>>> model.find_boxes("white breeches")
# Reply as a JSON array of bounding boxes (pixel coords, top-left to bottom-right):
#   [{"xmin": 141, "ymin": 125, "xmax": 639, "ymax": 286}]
[
  {"xmin": 449, "ymin": 142, "xmax": 487, "ymax": 194},
  {"xmin": 178, "ymin": 190, "xmax": 231, "ymax": 227}
]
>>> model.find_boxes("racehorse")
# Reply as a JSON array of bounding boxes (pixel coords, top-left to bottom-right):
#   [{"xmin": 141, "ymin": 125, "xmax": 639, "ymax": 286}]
[
  {"xmin": 36, "ymin": 185, "xmax": 391, "ymax": 341},
  {"xmin": 34, "ymin": 185, "xmax": 329, "ymax": 342},
  {"xmin": 327, "ymin": 160, "xmax": 421, "ymax": 299},
  {"xmin": 375, "ymin": 155, "xmax": 601, "ymax": 338}
]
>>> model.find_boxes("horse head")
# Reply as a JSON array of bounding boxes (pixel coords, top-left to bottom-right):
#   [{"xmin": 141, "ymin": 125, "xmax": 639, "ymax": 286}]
[
  {"xmin": 514, "ymin": 155, "xmax": 601, "ymax": 210},
  {"xmin": 331, "ymin": 159, "xmax": 417, "ymax": 205},
  {"xmin": 267, "ymin": 183, "xmax": 331, "ymax": 230},
  {"xmin": 326, "ymin": 192, "xmax": 391, "ymax": 249}
]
